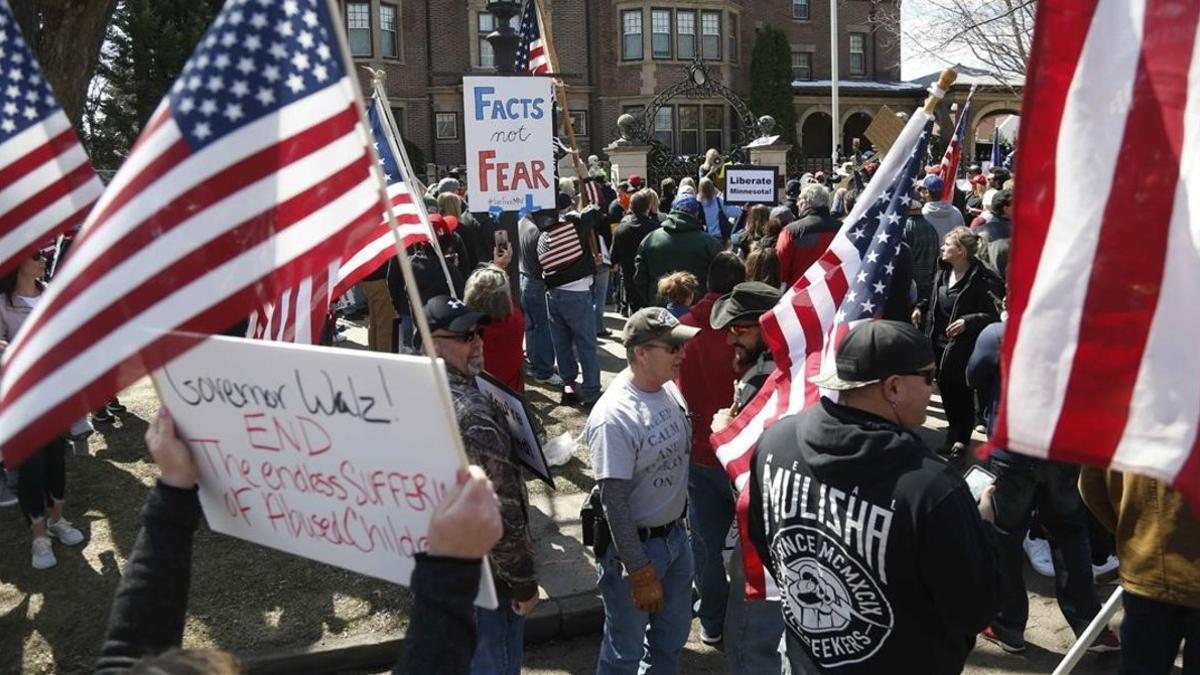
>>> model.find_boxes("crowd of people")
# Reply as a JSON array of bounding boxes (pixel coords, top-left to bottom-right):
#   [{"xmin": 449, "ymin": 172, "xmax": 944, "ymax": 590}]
[{"xmin": 3, "ymin": 147, "xmax": 1196, "ymax": 675}]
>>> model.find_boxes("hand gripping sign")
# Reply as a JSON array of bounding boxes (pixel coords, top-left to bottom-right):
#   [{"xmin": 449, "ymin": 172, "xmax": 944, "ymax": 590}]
[{"xmin": 152, "ymin": 335, "xmax": 498, "ymax": 608}]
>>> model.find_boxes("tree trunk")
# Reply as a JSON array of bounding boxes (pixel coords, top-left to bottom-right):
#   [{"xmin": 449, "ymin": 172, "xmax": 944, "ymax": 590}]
[{"xmin": 10, "ymin": 0, "xmax": 117, "ymax": 126}]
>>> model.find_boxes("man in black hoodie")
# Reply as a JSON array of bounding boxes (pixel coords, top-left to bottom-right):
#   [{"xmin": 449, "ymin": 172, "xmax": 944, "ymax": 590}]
[{"xmin": 748, "ymin": 320, "xmax": 1001, "ymax": 674}]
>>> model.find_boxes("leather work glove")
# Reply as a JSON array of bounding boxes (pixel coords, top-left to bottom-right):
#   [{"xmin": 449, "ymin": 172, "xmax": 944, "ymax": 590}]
[{"xmin": 626, "ymin": 562, "xmax": 664, "ymax": 614}]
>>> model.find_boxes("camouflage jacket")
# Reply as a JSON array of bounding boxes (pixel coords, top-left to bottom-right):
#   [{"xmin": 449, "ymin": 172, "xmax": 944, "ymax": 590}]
[{"xmin": 446, "ymin": 368, "xmax": 537, "ymax": 601}]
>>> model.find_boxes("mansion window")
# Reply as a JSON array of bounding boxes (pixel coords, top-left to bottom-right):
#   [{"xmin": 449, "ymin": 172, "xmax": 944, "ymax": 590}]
[
  {"xmin": 792, "ymin": 0, "xmax": 809, "ymax": 20},
  {"xmin": 792, "ymin": 51, "xmax": 812, "ymax": 81},
  {"xmin": 622, "ymin": 10, "xmax": 644, "ymax": 60},
  {"xmin": 347, "ymin": 2, "xmax": 372, "ymax": 57},
  {"xmin": 849, "ymin": 33, "xmax": 866, "ymax": 76}
]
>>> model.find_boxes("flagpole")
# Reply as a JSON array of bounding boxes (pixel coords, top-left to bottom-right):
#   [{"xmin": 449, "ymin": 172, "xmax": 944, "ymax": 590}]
[
  {"xmin": 530, "ymin": 0, "xmax": 591, "ymax": 195},
  {"xmin": 324, "ymin": 0, "xmax": 470, "ymax": 467},
  {"xmin": 830, "ymin": 0, "xmax": 839, "ymax": 169},
  {"xmin": 365, "ymin": 68, "xmax": 460, "ymax": 300}
]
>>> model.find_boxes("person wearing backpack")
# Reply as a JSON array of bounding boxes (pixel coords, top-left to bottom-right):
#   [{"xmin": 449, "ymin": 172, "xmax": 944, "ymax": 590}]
[{"xmin": 698, "ymin": 178, "xmax": 743, "ymax": 241}]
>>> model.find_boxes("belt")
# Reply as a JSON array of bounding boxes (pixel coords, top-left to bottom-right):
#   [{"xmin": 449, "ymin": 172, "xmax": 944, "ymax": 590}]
[{"xmin": 637, "ymin": 519, "xmax": 680, "ymax": 542}]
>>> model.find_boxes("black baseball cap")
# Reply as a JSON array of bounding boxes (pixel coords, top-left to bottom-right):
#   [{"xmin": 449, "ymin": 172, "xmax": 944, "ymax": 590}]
[
  {"xmin": 423, "ymin": 295, "xmax": 490, "ymax": 334},
  {"xmin": 623, "ymin": 307, "xmax": 700, "ymax": 347},
  {"xmin": 710, "ymin": 282, "xmax": 783, "ymax": 329},
  {"xmin": 808, "ymin": 320, "xmax": 935, "ymax": 390}
]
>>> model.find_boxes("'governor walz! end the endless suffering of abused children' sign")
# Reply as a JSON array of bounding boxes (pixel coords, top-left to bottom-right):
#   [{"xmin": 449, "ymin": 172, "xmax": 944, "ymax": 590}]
[
  {"xmin": 151, "ymin": 336, "xmax": 497, "ymax": 609},
  {"xmin": 463, "ymin": 75, "xmax": 555, "ymax": 214}
]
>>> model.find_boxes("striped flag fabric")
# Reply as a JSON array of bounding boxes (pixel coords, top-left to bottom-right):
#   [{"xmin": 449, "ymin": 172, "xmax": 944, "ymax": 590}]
[
  {"xmin": 938, "ymin": 98, "xmax": 971, "ymax": 202},
  {"xmin": 993, "ymin": 0, "xmax": 1200, "ymax": 506},
  {"xmin": 712, "ymin": 110, "xmax": 934, "ymax": 598},
  {"xmin": 0, "ymin": 0, "xmax": 385, "ymax": 465},
  {"xmin": 0, "ymin": 1, "xmax": 103, "ymax": 279},
  {"xmin": 248, "ymin": 92, "xmax": 435, "ymax": 344},
  {"xmin": 514, "ymin": 0, "xmax": 550, "ymax": 75}
]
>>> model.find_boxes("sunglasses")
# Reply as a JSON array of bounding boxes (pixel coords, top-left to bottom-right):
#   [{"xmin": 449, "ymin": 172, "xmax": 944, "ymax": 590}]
[
  {"xmin": 644, "ymin": 342, "xmax": 683, "ymax": 354},
  {"xmin": 900, "ymin": 369, "xmax": 937, "ymax": 385},
  {"xmin": 434, "ymin": 329, "xmax": 483, "ymax": 343},
  {"xmin": 727, "ymin": 324, "xmax": 758, "ymax": 337}
]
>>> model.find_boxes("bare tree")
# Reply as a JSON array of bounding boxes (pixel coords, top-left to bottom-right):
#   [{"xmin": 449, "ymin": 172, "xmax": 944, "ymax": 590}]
[
  {"xmin": 875, "ymin": 0, "xmax": 1033, "ymax": 85},
  {"xmin": 10, "ymin": 0, "xmax": 118, "ymax": 125}
]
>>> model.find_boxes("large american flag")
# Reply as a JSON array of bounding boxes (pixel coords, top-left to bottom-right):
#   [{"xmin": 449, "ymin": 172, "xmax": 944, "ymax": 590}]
[
  {"xmin": 993, "ymin": 0, "xmax": 1200, "ymax": 507},
  {"xmin": 0, "ymin": 0, "xmax": 385, "ymax": 465},
  {"xmin": 248, "ymin": 92, "xmax": 434, "ymax": 343},
  {"xmin": 0, "ymin": 1, "xmax": 103, "ymax": 279},
  {"xmin": 938, "ymin": 97, "xmax": 971, "ymax": 202},
  {"xmin": 713, "ymin": 110, "xmax": 934, "ymax": 598},
  {"xmin": 514, "ymin": 0, "xmax": 550, "ymax": 75}
]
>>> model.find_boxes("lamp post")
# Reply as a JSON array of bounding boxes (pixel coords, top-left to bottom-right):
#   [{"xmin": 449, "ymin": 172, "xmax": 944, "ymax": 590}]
[{"xmin": 485, "ymin": 0, "xmax": 520, "ymax": 74}]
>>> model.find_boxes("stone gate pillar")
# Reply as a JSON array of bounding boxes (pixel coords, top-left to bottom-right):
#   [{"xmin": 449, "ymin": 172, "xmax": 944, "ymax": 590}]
[
  {"xmin": 746, "ymin": 116, "xmax": 792, "ymax": 202},
  {"xmin": 604, "ymin": 113, "xmax": 651, "ymax": 184}
]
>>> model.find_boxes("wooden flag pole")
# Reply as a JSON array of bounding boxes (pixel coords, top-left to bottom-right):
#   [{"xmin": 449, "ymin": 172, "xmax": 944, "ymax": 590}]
[
  {"xmin": 365, "ymin": 68, "xmax": 460, "ymax": 300},
  {"xmin": 325, "ymin": 0, "xmax": 470, "ymax": 467},
  {"xmin": 530, "ymin": 0, "xmax": 591, "ymax": 196}
]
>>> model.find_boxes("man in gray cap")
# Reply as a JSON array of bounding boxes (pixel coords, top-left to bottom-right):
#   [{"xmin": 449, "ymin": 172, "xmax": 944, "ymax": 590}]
[
  {"xmin": 748, "ymin": 320, "xmax": 1001, "ymax": 674},
  {"xmin": 586, "ymin": 307, "xmax": 699, "ymax": 674}
]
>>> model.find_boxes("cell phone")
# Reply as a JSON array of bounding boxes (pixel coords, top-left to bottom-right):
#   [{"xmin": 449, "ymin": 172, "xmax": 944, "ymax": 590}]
[
  {"xmin": 963, "ymin": 465, "xmax": 996, "ymax": 502},
  {"xmin": 494, "ymin": 230, "xmax": 509, "ymax": 252}
]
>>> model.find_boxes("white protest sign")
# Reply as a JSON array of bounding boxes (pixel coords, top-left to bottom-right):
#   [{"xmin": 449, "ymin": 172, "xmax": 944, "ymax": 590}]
[
  {"xmin": 151, "ymin": 335, "xmax": 497, "ymax": 609},
  {"xmin": 463, "ymin": 76, "xmax": 556, "ymax": 213},
  {"xmin": 724, "ymin": 164, "xmax": 780, "ymax": 204}
]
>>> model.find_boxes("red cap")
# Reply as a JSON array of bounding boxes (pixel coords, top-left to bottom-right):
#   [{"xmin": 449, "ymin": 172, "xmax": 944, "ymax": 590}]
[
  {"xmin": 429, "ymin": 214, "xmax": 459, "ymax": 237},
  {"xmin": 628, "ymin": 174, "xmax": 644, "ymax": 188}
]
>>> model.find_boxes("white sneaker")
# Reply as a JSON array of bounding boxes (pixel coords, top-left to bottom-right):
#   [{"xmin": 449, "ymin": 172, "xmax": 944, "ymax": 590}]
[
  {"xmin": 0, "ymin": 479, "xmax": 16, "ymax": 507},
  {"xmin": 47, "ymin": 517, "xmax": 84, "ymax": 546},
  {"xmin": 31, "ymin": 536, "xmax": 55, "ymax": 569},
  {"xmin": 1093, "ymin": 555, "xmax": 1119, "ymax": 579},
  {"xmin": 699, "ymin": 627, "xmax": 723, "ymax": 645},
  {"xmin": 1023, "ymin": 534, "xmax": 1055, "ymax": 577},
  {"xmin": 535, "ymin": 373, "xmax": 564, "ymax": 386}
]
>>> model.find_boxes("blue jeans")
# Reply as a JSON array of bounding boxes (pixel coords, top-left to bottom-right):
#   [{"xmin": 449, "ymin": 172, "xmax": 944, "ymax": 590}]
[
  {"xmin": 687, "ymin": 464, "xmax": 734, "ymax": 636},
  {"xmin": 596, "ymin": 525, "xmax": 694, "ymax": 675},
  {"xmin": 593, "ymin": 265, "xmax": 611, "ymax": 333},
  {"xmin": 547, "ymin": 286, "xmax": 600, "ymax": 402},
  {"xmin": 1120, "ymin": 592, "xmax": 1199, "ymax": 674},
  {"xmin": 471, "ymin": 588, "xmax": 525, "ymax": 675},
  {"xmin": 520, "ymin": 274, "xmax": 556, "ymax": 379},
  {"xmin": 724, "ymin": 542, "xmax": 786, "ymax": 675},
  {"xmin": 988, "ymin": 458, "xmax": 1100, "ymax": 642}
]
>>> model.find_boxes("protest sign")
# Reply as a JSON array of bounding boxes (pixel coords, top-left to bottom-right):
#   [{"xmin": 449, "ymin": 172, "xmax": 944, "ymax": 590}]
[
  {"xmin": 724, "ymin": 165, "xmax": 780, "ymax": 204},
  {"xmin": 463, "ymin": 76, "xmax": 556, "ymax": 213},
  {"xmin": 865, "ymin": 105, "xmax": 904, "ymax": 155},
  {"xmin": 476, "ymin": 373, "xmax": 554, "ymax": 488},
  {"xmin": 151, "ymin": 336, "xmax": 498, "ymax": 609}
]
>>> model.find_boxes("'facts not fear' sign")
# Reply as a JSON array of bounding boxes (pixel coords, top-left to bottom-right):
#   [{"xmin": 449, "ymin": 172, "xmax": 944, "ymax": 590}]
[{"xmin": 463, "ymin": 76, "xmax": 555, "ymax": 213}]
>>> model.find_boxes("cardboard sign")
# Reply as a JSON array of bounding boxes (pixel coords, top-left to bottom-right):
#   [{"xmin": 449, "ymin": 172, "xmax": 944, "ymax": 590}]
[
  {"xmin": 463, "ymin": 76, "xmax": 556, "ymax": 214},
  {"xmin": 865, "ymin": 105, "xmax": 905, "ymax": 155},
  {"xmin": 151, "ymin": 336, "xmax": 498, "ymax": 609},
  {"xmin": 723, "ymin": 164, "xmax": 780, "ymax": 204},
  {"xmin": 476, "ymin": 373, "xmax": 554, "ymax": 488}
]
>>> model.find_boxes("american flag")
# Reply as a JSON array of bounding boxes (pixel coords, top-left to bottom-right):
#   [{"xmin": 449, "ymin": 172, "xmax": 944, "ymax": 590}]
[
  {"xmin": 0, "ymin": 2, "xmax": 103, "ymax": 279},
  {"xmin": 993, "ymin": 0, "xmax": 1200, "ymax": 507},
  {"xmin": 248, "ymin": 92, "xmax": 434, "ymax": 343},
  {"xmin": 514, "ymin": 0, "xmax": 550, "ymax": 75},
  {"xmin": 938, "ymin": 97, "xmax": 971, "ymax": 202},
  {"xmin": 0, "ymin": 0, "xmax": 385, "ymax": 465},
  {"xmin": 713, "ymin": 110, "xmax": 934, "ymax": 598}
]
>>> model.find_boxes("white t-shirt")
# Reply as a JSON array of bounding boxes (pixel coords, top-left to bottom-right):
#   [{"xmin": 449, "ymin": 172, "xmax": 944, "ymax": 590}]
[{"xmin": 586, "ymin": 370, "xmax": 691, "ymax": 527}]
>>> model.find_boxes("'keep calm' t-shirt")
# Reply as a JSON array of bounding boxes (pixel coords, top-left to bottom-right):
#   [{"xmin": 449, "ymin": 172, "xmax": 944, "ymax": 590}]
[{"xmin": 586, "ymin": 371, "xmax": 691, "ymax": 528}]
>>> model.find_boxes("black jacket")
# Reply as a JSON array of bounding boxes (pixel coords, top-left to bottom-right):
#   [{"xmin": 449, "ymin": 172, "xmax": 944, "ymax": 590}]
[
  {"xmin": 94, "ymin": 483, "xmax": 483, "ymax": 675},
  {"xmin": 921, "ymin": 260, "xmax": 1004, "ymax": 365},
  {"xmin": 749, "ymin": 399, "xmax": 1001, "ymax": 674},
  {"xmin": 386, "ymin": 242, "xmax": 466, "ymax": 317}
]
